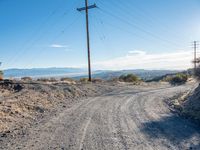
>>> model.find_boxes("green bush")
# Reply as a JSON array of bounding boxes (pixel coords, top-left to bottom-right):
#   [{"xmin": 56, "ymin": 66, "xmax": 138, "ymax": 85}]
[
  {"xmin": 165, "ymin": 73, "xmax": 188, "ymax": 85},
  {"xmin": 119, "ymin": 74, "xmax": 140, "ymax": 82}
]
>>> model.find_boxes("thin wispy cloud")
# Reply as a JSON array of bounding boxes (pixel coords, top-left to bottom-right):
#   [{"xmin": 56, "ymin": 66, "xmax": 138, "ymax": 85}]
[
  {"xmin": 49, "ymin": 44, "xmax": 68, "ymax": 48},
  {"xmin": 128, "ymin": 50, "xmax": 146, "ymax": 56},
  {"xmin": 92, "ymin": 50, "xmax": 193, "ymax": 70}
]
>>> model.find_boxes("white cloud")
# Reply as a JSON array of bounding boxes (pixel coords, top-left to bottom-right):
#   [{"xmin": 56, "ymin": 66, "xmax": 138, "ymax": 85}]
[
  {"xmin": 128, "ymin": 50, "xmax": 146, "ymax": 56},
  {"xmin": 49, "ymin": 44, "xmax": 68, "ymax": 48},
  {"xmin": 93, "ymin": 50, "xmax": 194, "ymax": 70}
]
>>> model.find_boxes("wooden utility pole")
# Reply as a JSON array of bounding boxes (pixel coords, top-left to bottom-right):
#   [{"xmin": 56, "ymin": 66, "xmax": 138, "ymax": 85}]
[
  {"xmin": 77, "ymin": 1, "xmax": 97, "ymax": 82},
  {"xmin": 194, "ymin": 41, "xmax": 197, "ymax": 71}
]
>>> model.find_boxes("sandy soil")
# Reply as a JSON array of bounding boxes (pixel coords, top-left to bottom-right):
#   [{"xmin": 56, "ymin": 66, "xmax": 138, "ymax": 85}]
[{"xmin": 0, "ymin": 80, "xmax": 199, "ymax": 150}]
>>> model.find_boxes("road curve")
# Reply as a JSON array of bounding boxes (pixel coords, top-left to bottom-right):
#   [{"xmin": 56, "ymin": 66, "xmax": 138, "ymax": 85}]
[{"xmin": 5, "ymin": 85, "xmax": 200, "ymax": 150}]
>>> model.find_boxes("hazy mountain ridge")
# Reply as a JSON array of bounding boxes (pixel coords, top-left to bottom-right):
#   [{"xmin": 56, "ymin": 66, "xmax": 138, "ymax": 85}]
[
  {"xmin": 74, "ymin": 69, "xmax": 181, "ymax": 81},
  {"xmin": 3, "ymin": 68, "xmax": 86, "ymax": 78},
  {"xmin": 3, "ymin": 68, "xmax": 181, "ymax": 80}
]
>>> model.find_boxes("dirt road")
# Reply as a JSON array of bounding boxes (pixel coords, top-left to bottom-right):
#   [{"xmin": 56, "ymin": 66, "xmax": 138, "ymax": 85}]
[{"xmin": 3, "ymin": 84, "xmax": 200, "ymax": 150}]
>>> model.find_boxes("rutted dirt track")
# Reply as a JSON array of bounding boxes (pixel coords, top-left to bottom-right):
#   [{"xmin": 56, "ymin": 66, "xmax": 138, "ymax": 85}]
[{"xmin": 3, "ymin": 84, "xmax": 200, "ymax": 150}]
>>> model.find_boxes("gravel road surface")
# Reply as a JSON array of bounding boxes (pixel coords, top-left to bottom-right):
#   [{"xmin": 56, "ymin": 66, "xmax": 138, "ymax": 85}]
[{"xmin": 3, "ymin": 84, "xmax": 200, "ymax": 150}]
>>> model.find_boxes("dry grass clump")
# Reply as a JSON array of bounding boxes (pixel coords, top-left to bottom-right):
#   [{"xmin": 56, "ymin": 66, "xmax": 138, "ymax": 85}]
[
  {"xmin": 119, "ymin": 74, "xmax": 141, "ymax": 83},
  {"xmin": 79, "ymin": 78, "xmax": 89, "ymax": 83},
  {"xmin": 92, "ymin": 78, "xmax": 104, "ymax": 83},
  {"xmin": 0, "ymin": 70, "xmax": 3, "ymax": 80},
  {"xmin": 37, "ymin": 77, "xmax": 57, "ymax": 82},
  {"xmin": 60, "ymin": 77, "xmax": 76, "ymax": 84},
  {"xmin": 21, "ymin": 77, "xmax": 32, "ymax": 81},
  {"xmin": 79, "ymin": 78, "xmax": 104, "ymax": 83}
]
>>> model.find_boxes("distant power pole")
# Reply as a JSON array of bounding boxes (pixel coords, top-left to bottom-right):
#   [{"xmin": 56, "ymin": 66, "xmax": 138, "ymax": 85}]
[
  {"xmin": 193, "ymin": 41, "xmax": 197, "ymax": 71},
  {"xmin": 77, "ymin": 1, "xmax": 97, "ymax": 82}
]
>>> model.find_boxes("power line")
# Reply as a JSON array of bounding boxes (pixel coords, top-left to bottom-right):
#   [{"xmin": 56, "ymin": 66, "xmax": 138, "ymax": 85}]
[
  {"xmin": 23, "ymin": 15, "xmax": 81, "ymax": 69},
  {"xmin": 6, "ymin": 0, "xmax": 80, "ymax": 68},
  {"xmin": 6, "ymin": 0, "xmax": 67, "ymax": 67},
  {"xmin": 100, "ymin": 0, "xmax": 186, "ymax": 43},
  {"xmin": 99, "ymin": 8, "xmax": 183, "ymax": 49},
  {"xmin": 97, "ymin": 1, "xmax": 184, "ymax": 48}
]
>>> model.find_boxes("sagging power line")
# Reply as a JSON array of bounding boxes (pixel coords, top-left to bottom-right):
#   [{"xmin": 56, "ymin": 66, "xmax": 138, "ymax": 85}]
[{"xmin": 77, "ymin": 0, "xmax": 97, "ymax": 82}]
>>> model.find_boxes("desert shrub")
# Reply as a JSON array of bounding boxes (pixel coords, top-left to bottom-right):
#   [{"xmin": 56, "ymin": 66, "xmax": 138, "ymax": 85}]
[
  {"xmin": 21, "ymin": 77, "xmax": 32, "ymax": 81},
  {"xmin": 79, "ymin": 78, "xmax": 89, "ymax": 83},
  {"xmin": 0, "ymin": 70, "xmax": 3, "ymax": 80},
  {"xmin": 49, "ymin": 77, "xmax": 57, "ymax": 82},
  {"xmin": 60, "ymin": 77, "xmax": 74, "ymax": 82},
  {"xmin": 108, "ymin": 77, "xmax": 119, "ymax": 82},
  {"xmin": 92, "ymin": 78, "xmax": 104, "ymax": 83},
  {"xmin": 60, "ymin": 77, "xmax": 76, "ymax": 84},
  {"xmin": 37, "ymin": 77, "xmax": 57, "ymax": 82},
  {"xmin": 119, "ymin": 74, "xmax": 140, "ymax": 82},
  {"xmin": 165, "ymin": 73, "xmax": 188, "ymax": 85},
  {"xmin": 37, "ymin": 78, "xmax": 48, "ymax": 82}
]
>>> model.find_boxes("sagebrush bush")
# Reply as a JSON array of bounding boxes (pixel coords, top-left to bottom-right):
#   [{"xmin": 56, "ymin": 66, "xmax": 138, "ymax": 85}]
[
  {"xmin": 79, "ymin": 78, "xmax": 89, "ymax": 83},
  {"xmin": 21, "ymin": 77, "xmax": 32, "ymax": 81},
  {"xmin": 37, "ymin": 77, "xmax": 57, "ymax": 82},
  {"xmin": 164, "ymin": 73, "xmax": 188, "ymax": 85},
  {"xmin": 79, "ymin": 78, "xmax": 103, "ymax": 83},
  {"xmin": 119, "ymin": 74, "xmax": 140, "ymax": 82},
  {"xmin": 0, "ymin": 70, "xmax": 3, "ymax": 80},
  {"xmin": 60, "ymin": 77, "xmax": 74, "ymax": 82},
  {"xmin": 92, "ymin": 78, "xmax": 104, "ymax": 83}
]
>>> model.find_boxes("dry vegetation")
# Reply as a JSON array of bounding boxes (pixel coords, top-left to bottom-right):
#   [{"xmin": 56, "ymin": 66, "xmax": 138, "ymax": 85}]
[
  {"xmin": 163, "ymin": 73, "xmax": 188, "ymax": 85},
  {"xmin": 0, "ymin": 71, "xmax": 3, "ymax": 81},
  {"xmin": 118, "ymin": 74, "xmax": 142, "ymax": 85}
]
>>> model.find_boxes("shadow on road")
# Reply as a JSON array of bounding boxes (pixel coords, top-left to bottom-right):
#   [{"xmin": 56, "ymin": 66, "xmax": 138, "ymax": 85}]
[{"xmin": 140, "ymin": 115, "xmax": 200, "ymax": 148}]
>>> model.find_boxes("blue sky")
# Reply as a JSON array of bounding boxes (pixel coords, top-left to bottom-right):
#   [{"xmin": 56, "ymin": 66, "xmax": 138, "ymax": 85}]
[{"xmin": 0, "ymin": 0, "xmax": 200, "ymax": 70}]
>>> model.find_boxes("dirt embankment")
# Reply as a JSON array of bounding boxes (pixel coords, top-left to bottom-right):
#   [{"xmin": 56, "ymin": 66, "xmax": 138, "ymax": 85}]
[
  {"xmin": 167, "ymin": 82, "xmax": 200, "ymax": 124},
  {"xmin": 0, "ymin": 80, "xmax": 116, "ymax": 139},
  {"xmin": 182, "ymin": 84, "xmax": 200, "ymax": 123}
]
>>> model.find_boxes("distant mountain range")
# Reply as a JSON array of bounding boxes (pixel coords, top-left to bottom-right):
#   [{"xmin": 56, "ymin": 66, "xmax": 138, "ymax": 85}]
[
  {"xmin": 3, "ymin": 68, "xmax": 181, "ymax": 81},
  {"xmin": 74, "ymin": 69, "xmax": 181, "ymax": 81},
  {"xmin": 3, "ymin": 68, "xmax": 87, "ymax": 78}
]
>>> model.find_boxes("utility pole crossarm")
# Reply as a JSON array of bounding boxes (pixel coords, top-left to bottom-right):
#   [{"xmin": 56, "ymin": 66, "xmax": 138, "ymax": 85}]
[{"xmin": 77, "ymin": 3, "xmax": 97, "ymax": 12}]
